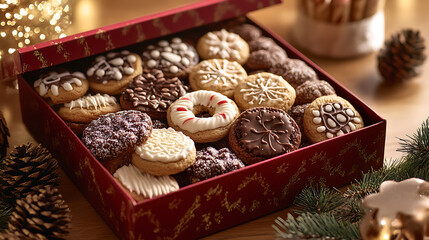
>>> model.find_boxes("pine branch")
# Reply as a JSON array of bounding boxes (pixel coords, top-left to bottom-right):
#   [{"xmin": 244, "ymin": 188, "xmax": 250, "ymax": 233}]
[
  {"xmin": 397, "ymin": 117, "xmax": 429, "ymax": 166},
  {"xmin": 273, "ymin": 213, "xmax": 360, "ymax": 240},
  {"xmin": 294, "ymin": 187, "xmax": 344, "ymax": 215},
  {"xmin": 0, "ymin": 201, "xmax": 11, "ymax": 231}
]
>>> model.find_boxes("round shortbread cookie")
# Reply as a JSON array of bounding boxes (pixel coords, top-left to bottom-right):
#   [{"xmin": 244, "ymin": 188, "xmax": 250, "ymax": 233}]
[
  {"xmin": 87, "ymin": 50, "xmax": 143, "ymax": 95},
  {"xmin": 303, "ymin": 95, "xmax": 364, "ymax": 143},
  {"xmin": 234, "ymin": 72, "xmax": 296, "ymax": 112},
  {"xmin": 166, "ymin": 90, "xmax": 240, "ymax": 143},
  {"xmin": 189, "ymin": 59, "xmax": 247, "ymax": 98},
  {"xmin": 58, "ymin": 93, "xmax": 121, "ymax": 123},
  {"xmin": 197, "ymin": 29, "xmax": 249, "ymax": 65},
  {"xmin": 33, "ymin": 70, "xmax": 89, "ymax": 105},
  {"xmin": 114, "ymin": 164, "xmax": 179, "ymax": 201},
  {"xmin": 132, "ymin": 128, "xmax": 196, "ymax": 176}
]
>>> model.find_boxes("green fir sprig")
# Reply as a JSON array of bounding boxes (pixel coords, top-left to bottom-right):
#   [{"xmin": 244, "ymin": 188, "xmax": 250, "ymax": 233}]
[{"xmin": 273, "ymin": 117, "xmax": 429, "ymax": 239}]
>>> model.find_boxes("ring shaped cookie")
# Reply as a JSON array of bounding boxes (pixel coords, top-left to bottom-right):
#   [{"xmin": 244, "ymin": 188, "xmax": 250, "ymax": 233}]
[{"xmin": 167, "ymin": 90, "xmax": 240, "ymax": 143}]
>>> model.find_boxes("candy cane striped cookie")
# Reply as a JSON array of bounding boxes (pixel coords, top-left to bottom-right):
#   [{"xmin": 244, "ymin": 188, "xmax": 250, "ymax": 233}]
[{"xmin": 167, "ymin": 90, "xmax": 240, "ymax": 143}]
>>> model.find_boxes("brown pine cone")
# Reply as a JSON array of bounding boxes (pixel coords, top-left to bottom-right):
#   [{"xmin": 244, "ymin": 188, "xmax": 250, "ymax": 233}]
[
  {"xmin": 0, "ymin": 144, "xmax": 58, "ymax": 202},
  {"xmin": 7, "ymin": 186, "xmax": 71, "ymax": 240},
  {"xmin": 0, "ymin": 111, "xmax": 10, "ymax": 159},
  {"xmin": 378, "ymin": 29, "xmax": 426, "ymax": 83}
]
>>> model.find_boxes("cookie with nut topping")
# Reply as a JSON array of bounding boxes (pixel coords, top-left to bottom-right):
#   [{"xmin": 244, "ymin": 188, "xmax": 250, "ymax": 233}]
[
  {"xmin": 120, "ymin": 70, "xmax": 187, "ymax": 120},
  {"xmin": 86, "ymin": 50, "xmax": 143, "ymax": 95},
  {"xmin": 141, "ymin": 37, "xmax": 199, "ymax": 79},
  {"xmin": 303, "ymin": 95, "xmax": 364, "ymax": 143}
]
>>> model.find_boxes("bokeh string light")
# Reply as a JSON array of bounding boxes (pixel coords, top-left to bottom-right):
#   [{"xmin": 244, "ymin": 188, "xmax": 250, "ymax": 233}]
[{"xmin": 0, "ymin": 0, "xmax": 71, "ymax": 59}]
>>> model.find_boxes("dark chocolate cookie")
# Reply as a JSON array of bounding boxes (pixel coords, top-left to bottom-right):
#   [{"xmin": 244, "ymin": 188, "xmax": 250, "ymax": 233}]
[
  {"xmin": 228, "ymin": 107, "xmax": 301, "ymax": 164},
  {"xmin": 295, "ymin": 80, "xmax": 336, "ymax": 105},
  {"xmin": 230, "ymin": 23, "xmax": 262, "ymax": 42},
  {"xmin": 120, "ymin": 69, "xmax": 187, "ymax": 120},
  {"xmin": 82, "ymin": 110, "xmax": 152, "ymax": 173},
  {"xmin": 246, "ymin": 37, "xmax": 288, "ymax": 70},
  {"xmin": 141, "ymin": 37, "xmax": 199, "ymax": 79},
  {"xmin": 269, "ymin": 59, "xmax": 318, "ymax": 88},
  {"xmin": 186, "ymin": 147, "xmax": 245, "ymax": 183}
]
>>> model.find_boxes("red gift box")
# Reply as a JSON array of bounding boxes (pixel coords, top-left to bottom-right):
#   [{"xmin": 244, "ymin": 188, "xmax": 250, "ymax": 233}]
[{"xmin": 11, "ymin": 0, "xmax": 385, "ymax": 239}]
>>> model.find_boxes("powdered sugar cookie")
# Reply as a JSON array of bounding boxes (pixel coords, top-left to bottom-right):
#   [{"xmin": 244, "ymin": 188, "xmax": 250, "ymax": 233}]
[
  {"xmin": 87, "ymin": 50, "xmax": 142, "ymax": 95},
  {"xmin": 132, "ymin": 128, "xmax": 196, "ymax": 176},
  {"xmin": 303, "ymin": 95, "xmax": 364, "ymax": 143},
  {"xmin": 197, "ymin": 29, "xmax": 249, "ymax": 65},
  {"xmin": 189, "ymin": 59, "xmax": 247, "ymax": 98},
  {"xmin": 269, "ymin": 58, "xmax": 318, "ymax": 88},
  {"xmin": 295, "ymin": 80, "xmax": 336, "ymax": 105},
  {"xmin": 234, "ymin": 72, "xmax": 296, "ymax": 111},
  {"xmin": 33, "ymin": 70, "xmax": 89, "ymax": 104},
  {"xmin": 141, "ymin": 37, "xmax": 199, "ymax": 79},
  {"xmin": 167, "ymin": 90, "xmax": 240, "ymax": 143},
  {"xmin": 114, "ymin": 164, "xmax": 179, "ymax": 201}
]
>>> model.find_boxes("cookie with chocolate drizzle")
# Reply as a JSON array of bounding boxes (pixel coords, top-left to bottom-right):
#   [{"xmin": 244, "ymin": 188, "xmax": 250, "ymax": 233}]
[
  {"xmin": 33, "ymin": 69, "xmax": 89, "ymax": 104},
  {"xmin": 86, "ymin": 50, "xmax": 142, "ymax": 95},
  {"xmin": 228, "ymin": 107, "xmax": 301, "ymax": 164},
  {"xmin": 120, "ymin": 69, "xmax": 187, "ymax": 120}
]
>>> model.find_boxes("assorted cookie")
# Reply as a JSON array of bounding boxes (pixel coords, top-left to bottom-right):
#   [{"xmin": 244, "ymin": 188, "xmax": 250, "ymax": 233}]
[
  {"xmin": 228, "ymin": 107, "xmax": 301, "ymax": 164},
  {"xmin": 32, "ymin": 22, "xmax": 367, "ymax": 198},
  {"xmin": 197, "ymin": 29, "xmax": 249, "ymax": 65},
  {"xmin": 269, "ymin": 58, "xmax": 318, "ymax": 88},
  {"xmin": 86, "ymin": 50, "xmax": 143, "ymax": 95},
  {"xmin": 120, "ymin": 69, "xmax": 187, "ymax": 120},
  {"xmin": 189, "ymin": 59, "xmax": 247, "ymax": 98},
  {"xmin": 234, "ymin": 72, "xmax": 296, "ymax": 112},
  {"xmin": 33, "ymin": 70, "xmax": 89, "ymax": 105},
  {"xmin": 303, "ymin": 95, "xmax": 364, "ymax": 143},
  {"xmin": 141, "ymin": 37, "xmax": 199, "ymax": 79},
  {"xmin": 167, "ymin": 90, "xmax": 240, "ymax": 143}
]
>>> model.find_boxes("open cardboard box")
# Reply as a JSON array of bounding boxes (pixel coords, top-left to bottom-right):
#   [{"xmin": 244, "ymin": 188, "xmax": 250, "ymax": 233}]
[{"xmin": 5, "ymin": 0, "xmax": 386, "ymax": 239}]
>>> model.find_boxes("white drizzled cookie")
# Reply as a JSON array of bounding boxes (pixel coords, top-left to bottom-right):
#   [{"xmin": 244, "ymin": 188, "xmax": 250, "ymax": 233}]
[
  {"xmin": 234, "ymin": 72, "xmax": 296, "ymax": 111},
  {"xmin": 114, "ymin": 164, "xmax": 179, "ymax": 201},
  {"xmin": 189, "ymin": 59, "xmax": 247, "ymax": 98},
  {"xmin": 197, "ymin": 29, "xmax": 249, "ymax": 65},
  {"xmin": 131, "ymin": 128, "xmax": 196, "ymax": 176},
  {"xmin": 86, "ymin": 50, "xmax": 142, "ymax": 95},
  {"xmin": 34, "ymin": 70, "xmax": 89, "ymax": 104},
  {"xmin": 141, "ymin": 37, "xmax": 199, "ymax": 79},
  {"xmin": 303, "ymin": 95, "xmax": 364, "ymax": 143}
]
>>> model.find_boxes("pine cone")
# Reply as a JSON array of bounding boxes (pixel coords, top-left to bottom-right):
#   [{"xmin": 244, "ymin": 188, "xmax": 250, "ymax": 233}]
[
  {"xmin": 7, "ymin": 186, "xmax": 71, "ymax": 240},
  {"xmin": 0, "ymin": 144, "xmax": 58, "ymax": 202},
  {"xmin": 378, "ymin": 29, "xmax": 426, "ymax": 83},
  {"xmin": 0, "ymin": 111, "xmax": 10, "ymax": 159},
  {"xmin": 0, "ymin": 231, "xmax": 23, "ymax": 240}
]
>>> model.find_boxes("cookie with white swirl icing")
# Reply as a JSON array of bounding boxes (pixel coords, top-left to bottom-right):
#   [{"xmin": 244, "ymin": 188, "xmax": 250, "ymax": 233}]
[
  {"xmin": 234, "ymin": 72, "xmax": 296, "ymax": 112},
  {"xmin": 33, "ymin": 70, "xmax": 89, "ymax": 104},
  {"xmin": 303, "ymin": 95, "xmax": 364, "ymax": 143},
  {"xmin": 87, "ymin": 50, "xmax": 142, "ymax": 95},
  {"xmin": 114, "ymin": 164, "xmax": 179, "ymax": 201},
  {"xmin": 141, "ymin": 37, "xmax": 198, "ymax": 79},
  {"xmin": 131, "ymin": 128, "xmax": 196, "ymax": 176},
  {"xmin": 197, "ymin": 29, "xmax": 249, "ymax": 65}
]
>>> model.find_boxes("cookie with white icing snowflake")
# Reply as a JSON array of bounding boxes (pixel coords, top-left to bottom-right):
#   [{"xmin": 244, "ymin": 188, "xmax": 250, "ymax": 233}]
[
  {"xmin": 86, "ymin": 50, "xmax": 142, "ymax": 95},
  {"xmin": 197, "ymin": 29, "xmax": 249, "ymax": 65},
  {"xmin": 33, "ymin": 69, "xmax": 89, "ymax": 105},
  {"xmin": 234, "ymin": 72, "xmax": 296, "ymax": 111},
  {"xmin": 303, "ymin": 95, "xmax": 364, "ymax": 143},
  {"xmin": 131, "ymin": 128, "xmax": 196, "ymax": 176},
  {"xmin": 189, "ymin": 59, "xmax": 247, "ymax": 98},
  {"xmin": 141, "ymin": 37, "xmax": 198, "ymax": 79}
]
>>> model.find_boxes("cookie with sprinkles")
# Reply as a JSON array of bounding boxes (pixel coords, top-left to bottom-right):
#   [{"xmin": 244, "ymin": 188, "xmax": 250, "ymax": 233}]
[
  {"xmin": 86, "ymin": 50, "xmax": 142, "ymax": 95},
  {"xmin": 33, "ymin": 69, "xmax": 89, "ymax": 104},
  {"xmin": 120, "ymin": 69, "xmax": 187, "ymax": 120},
  {"xmin": 189, "ymin": 59, "xmax": 247, "ymax": 99},
  {"xmin": 141, "ymin": 37, "xmax": 199, "ymax": 79},
  {"xmin": 303, "ymin": 95, "xmax": 364, "ymax": 143},
  {"xmin": 234, "ymin": 72, "xmax": 296, "ymax": 112},
  {"xmin": 197, "ymin": 29, "xmax": 249, "ymax": 65}
]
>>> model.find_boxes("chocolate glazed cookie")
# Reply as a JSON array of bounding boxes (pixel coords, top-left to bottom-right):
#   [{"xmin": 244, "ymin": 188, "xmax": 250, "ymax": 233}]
[
  {"xmin": 228, "ymin": 107, "xmax": 301, "ymax": 164},
  {"xmin": 120, "ymin": 70, "xmax": 187, "ymax": 120}
]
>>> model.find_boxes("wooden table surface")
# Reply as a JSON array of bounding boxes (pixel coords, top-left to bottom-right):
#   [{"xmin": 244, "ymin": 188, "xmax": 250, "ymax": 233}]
[{"xmin": 1, "ymin": 0, "xmax": 428, "ymax": 239}]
